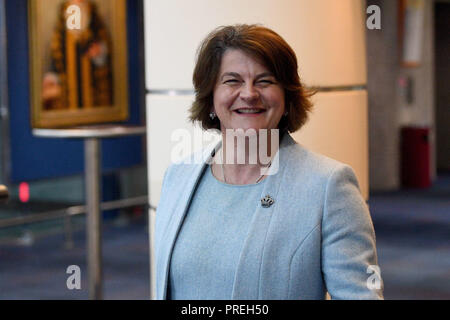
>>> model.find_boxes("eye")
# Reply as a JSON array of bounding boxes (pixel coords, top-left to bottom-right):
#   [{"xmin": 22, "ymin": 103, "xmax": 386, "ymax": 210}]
[
  {"xmin": 257, "ymin": 79, "xmax": 275, "ymax": 85},
  {"xmin": 223, "ymin": 79, "xmax": 240, "ymax": 84}
]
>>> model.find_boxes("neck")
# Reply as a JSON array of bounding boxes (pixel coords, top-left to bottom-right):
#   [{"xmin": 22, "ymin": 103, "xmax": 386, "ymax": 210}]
[{"xmin": 213, "ymin": 128, "xmax": 281, "ymax": 185}]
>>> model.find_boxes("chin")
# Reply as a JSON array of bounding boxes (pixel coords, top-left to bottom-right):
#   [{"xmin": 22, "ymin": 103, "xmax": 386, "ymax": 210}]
[{"xmin": 232, "ymin": 126, "xmax": 264, "ymax": 133}]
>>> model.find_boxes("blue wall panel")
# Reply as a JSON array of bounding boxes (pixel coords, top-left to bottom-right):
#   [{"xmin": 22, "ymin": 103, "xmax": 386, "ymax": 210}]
[{"xmin": 6, "ymin": 0, "xmax": 144, "ymax": 183}]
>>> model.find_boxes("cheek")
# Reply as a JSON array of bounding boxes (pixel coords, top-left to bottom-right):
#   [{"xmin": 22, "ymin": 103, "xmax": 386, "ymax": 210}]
[
  {"xmin": 214, "ymin": 88, "xmax": 236, "ymax": 109},
  {"xmin": 266, "ymin": 90, "xmax": 285, "ymax": 110}
]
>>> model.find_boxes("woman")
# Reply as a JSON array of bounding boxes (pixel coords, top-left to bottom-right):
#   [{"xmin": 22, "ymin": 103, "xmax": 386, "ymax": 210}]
[{"xmin": 155, "ymin": 24, "xmax": 383, "ymax": 300}]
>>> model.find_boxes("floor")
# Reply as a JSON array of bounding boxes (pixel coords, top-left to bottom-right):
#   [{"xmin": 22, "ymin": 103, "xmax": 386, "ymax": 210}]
[
  {"xmin": 0, "ymin": 174, "xmax": 449, "ymax": 300},
  {"xmin": 368, "ymin": 173, "xmax": 450, "ymax": 299},
  {"xmin": 0, "ymin": 211, "xmax": 150, "ymax": 300}
]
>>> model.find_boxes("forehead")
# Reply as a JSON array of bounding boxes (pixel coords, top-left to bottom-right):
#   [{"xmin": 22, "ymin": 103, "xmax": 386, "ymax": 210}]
[{"xmin": 219, "ymin": 49, "xmax": 270, "ymax": 74}]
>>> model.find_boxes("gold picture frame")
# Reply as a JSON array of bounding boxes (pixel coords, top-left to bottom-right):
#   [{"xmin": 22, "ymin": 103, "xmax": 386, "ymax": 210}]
[{"xmin": 29, "ymin": 0, "xmax": 128, "ymax": 128}]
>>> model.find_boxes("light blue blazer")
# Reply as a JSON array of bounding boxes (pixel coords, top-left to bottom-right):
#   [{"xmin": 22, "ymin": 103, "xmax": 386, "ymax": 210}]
[{"xmin": 155, "ymin": 133, "xmax": 383, "ymax": 300}]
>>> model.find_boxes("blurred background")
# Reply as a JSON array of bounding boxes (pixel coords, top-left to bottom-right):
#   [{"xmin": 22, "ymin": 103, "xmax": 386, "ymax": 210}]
[{"xmin": 0, "ymin": 0, "xmax": 448, "ymax": 299}]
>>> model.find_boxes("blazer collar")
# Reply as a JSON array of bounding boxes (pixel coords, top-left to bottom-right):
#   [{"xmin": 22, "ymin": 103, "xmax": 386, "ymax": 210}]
[{"xmin": 158, "ymin": 131, "xmax": 296, "ymax": 299}]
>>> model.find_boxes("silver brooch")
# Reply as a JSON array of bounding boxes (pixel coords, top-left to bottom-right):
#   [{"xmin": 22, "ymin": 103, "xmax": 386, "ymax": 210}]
[{"xmin": 261, "ymin": 195, "xmax": 274, "ymax": 208}]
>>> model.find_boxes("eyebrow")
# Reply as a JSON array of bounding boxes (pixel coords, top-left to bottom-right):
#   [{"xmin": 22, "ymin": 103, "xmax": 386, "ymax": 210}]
[
  {"xmin": 255, "ymin": 72, "xmax": 275, "ymax": 79},
  {"xmin": 220, "ymin": 71, "xmax": 275, "ymax": 80}
]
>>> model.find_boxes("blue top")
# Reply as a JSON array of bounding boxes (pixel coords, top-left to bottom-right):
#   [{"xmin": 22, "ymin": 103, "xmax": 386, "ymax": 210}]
[{"xmin": 168, "ymin": 165, "xmax": 267, "ymax": 300}]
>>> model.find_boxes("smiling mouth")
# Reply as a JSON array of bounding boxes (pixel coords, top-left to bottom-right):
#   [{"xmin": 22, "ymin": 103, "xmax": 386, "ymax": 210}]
[{"xmin": 234, "ymin": 109, "xmax": 266, "ymax": 114}]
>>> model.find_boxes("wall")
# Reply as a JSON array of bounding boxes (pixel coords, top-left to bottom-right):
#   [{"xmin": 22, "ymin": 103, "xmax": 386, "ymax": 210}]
[{"xmin": 367, "ymin": 0, "xmax": 435, "ymax": 191}]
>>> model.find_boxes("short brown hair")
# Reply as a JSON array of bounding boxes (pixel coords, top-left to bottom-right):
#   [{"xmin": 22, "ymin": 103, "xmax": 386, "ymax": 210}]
[{"xmin": 189, "ymin": 24, "xmax": 314, "ymax": 133}]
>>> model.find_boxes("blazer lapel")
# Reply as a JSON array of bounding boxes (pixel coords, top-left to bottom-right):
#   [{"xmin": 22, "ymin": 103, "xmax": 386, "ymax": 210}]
[
  {"xmin": 157, "ymin": 141, "xmax": 222, "ymax": 299},
  {"xmin": 231, "ymin": 133, "xmax": 294, "ymax": 299}
]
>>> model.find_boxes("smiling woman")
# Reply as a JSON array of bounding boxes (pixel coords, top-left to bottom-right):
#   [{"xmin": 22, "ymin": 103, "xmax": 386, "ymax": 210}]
[
  {"xmin": 212, "ymin": 49, "xmax": 285, "ymax": 133},
  {"xmin": 155, "ymin": 24, "xmax": 383, "ymax": 300},
  {"xmin": 189, "ymin": 24, "xmax": 313, "ymax": 134}
]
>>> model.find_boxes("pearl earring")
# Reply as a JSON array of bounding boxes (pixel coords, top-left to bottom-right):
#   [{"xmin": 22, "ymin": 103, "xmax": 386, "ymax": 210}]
[{"xmin": 209, "ymin": 112, "xmax": 216, "ymax": 120}]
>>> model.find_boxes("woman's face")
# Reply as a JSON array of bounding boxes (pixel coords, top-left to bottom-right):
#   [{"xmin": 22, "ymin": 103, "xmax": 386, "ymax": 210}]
[{"xmin": 212, "ymin": 49, "xmax": 285, "ymax": 133}]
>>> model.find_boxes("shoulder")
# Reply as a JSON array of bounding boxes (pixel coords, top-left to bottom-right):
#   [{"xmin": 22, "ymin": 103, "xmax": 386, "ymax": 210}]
[
  {"xmin": 161, "ymin": 141, "xmax": 217, "ymax": 189},
  {"xmin": 281, "ymin": 134, "xmax": 358, "ymax": 191}
]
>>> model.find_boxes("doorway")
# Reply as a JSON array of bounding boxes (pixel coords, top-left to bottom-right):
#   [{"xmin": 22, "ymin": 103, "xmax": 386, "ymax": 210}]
[{"xmin": 435, "ymin": 2, "xmax": 450, "ymax": 172}]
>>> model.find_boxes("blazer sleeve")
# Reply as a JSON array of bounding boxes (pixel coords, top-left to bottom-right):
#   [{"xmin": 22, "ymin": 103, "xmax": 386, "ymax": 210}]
[{"xmin": 321, "ymin": 164, "xmax": 384, "ymax": 300}]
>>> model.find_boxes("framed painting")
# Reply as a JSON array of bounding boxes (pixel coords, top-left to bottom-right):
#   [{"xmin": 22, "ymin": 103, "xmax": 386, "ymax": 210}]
[{"xmin": 28, "ymin": 0, "xmax": 128, "ymax": 128}]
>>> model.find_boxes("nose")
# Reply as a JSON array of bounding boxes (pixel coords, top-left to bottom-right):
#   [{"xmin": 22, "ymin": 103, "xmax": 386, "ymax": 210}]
[{"xmin": 240, "ymin": 83, "xmax": 260, "ymax": 103}]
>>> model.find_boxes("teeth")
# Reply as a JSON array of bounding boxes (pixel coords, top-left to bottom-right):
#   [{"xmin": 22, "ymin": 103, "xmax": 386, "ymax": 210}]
[{"xmin": 237, "ymin": 109, "xmax": 262, "ymax": 114}]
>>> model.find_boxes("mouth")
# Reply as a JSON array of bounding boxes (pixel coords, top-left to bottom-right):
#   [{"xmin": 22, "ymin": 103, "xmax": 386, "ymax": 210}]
[{"xmin": 233, "ymin": 108, "xmax": 266, "ymax": 115}]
